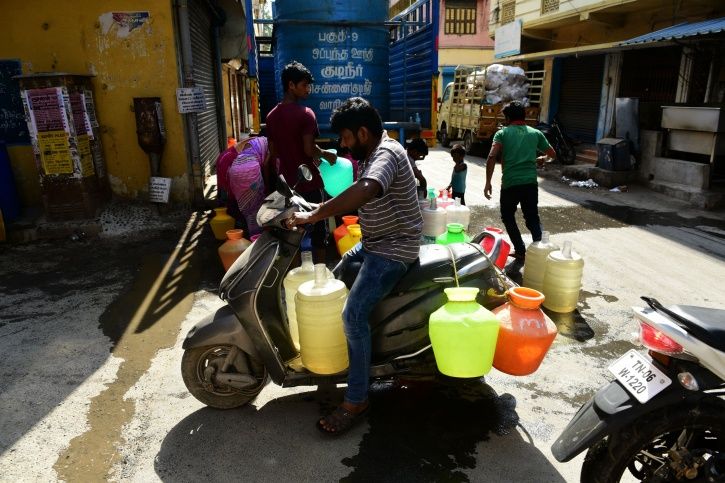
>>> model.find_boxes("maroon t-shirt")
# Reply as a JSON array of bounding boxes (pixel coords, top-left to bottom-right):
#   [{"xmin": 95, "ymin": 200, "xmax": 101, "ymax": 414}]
[{"xmin": 266, "ymin": 102, "xmax": 323, "ymax": 192}]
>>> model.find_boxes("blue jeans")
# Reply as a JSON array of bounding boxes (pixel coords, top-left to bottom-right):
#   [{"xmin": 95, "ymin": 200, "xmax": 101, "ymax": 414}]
[{"xmin": 332, "ymin": 243, "xmax": 410, "ymax": 405}]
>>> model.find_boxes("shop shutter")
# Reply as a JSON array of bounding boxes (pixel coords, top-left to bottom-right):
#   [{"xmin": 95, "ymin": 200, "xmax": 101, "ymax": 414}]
[
  {"xmin": 189, "ymin": 0, "xmax": 222, "ymax": 178},
  {"xmin": 556, "ymin": 55, "xmax": 605, "ymax": 143}
]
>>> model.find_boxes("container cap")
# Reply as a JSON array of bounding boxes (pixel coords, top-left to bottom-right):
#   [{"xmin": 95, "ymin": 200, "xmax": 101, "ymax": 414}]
[
  {"xmin": 507, "ymin": 287, "xmax": 544, "ymax": 309},
  {"xmin": 226, "ymin": 229, "xmax": 244, "ymax": 240},
  {"xmin": 444, "ymin": 287, "xmax": 479, "ymax": 302},
  {"xmin": 342, "ymin": 215, "xmax": 359, "ymax": 225},
  {"xmin": 447, "ymin": 223, "xmax": 464, "ymax": 234}
]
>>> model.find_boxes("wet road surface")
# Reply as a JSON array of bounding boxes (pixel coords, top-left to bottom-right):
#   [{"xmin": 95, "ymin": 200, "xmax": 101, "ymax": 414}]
[{"xmin": 1, "ymin": 152, "xmax": 724, "ymax": 482}]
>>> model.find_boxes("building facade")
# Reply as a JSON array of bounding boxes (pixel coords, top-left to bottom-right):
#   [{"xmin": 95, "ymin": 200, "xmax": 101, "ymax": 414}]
[{"xmin": 0, "ymin": 0, "xmax": 254, "ymax": 215}]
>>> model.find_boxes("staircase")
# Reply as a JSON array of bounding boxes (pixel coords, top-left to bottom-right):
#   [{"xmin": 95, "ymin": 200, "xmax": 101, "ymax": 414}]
[{"xmin": 574, "ymin": 145, "xmax": 598, "ymax": 165}]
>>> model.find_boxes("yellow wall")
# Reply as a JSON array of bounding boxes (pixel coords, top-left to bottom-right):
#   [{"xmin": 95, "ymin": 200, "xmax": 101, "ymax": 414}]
[
  {"xmin": 0, "ymin": 1, "xmax": 188, "ymax": 207},
  {"xmin": 439, "ymin": 48, "xmax": 495, "ymax": 67}
]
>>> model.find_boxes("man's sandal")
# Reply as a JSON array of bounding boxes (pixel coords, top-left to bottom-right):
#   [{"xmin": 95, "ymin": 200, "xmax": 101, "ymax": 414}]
[{"xmin": 316, "ymin": 405, "xmax": 370, "ymax": 436}]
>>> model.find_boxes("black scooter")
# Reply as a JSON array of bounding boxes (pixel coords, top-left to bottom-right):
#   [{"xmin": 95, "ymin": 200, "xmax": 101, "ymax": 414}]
[{"xmin": 181, "ymin": 169, "xmax": 513, "ymax": 409}]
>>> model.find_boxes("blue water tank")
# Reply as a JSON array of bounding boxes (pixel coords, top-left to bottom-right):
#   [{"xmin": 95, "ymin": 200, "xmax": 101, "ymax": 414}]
[{"xmin": 273, "ymin": 0, "xmax": 389, "ymax": 136}]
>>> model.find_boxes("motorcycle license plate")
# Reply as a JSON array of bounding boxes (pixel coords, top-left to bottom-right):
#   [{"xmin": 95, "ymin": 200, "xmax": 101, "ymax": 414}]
[{"xmin": 608, "ymin": 350, "xmax": 672, "ymax": 404}]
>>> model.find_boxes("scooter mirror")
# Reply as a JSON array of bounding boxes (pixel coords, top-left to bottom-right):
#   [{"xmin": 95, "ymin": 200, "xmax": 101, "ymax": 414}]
[
  {"xmin": 277, "ymin": 174, "xmax": 294, "ymax": 198},
  {"xmin": 298, "ymin": 164, "xmax": 313, "ymax": 183}
]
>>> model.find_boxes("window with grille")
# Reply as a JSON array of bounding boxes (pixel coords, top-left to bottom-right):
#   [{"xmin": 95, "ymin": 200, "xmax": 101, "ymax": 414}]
[
  {"xmin": 445, "ymin": 0, "xmax": 477, "ymax": 35},
  {"xmin": 541, "ymin": 0, "xmax": 559, "ymax": 14},
  {"xmin": 501, "ymin": 1, "xmax": 515, "ymax": 24}
]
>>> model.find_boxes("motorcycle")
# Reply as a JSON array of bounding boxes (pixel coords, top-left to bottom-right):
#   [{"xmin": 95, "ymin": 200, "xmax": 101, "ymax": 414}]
[
  {"xmin": 552, "ymin": 297, "xmax": 725, "ymax": 482},
  {"xmin": 181, "ymin": 167, "xmax": 513, "ymax": 409},
  {"xmin": 536, "ymin": 118, "xmax": 577, "ymax": 165}
]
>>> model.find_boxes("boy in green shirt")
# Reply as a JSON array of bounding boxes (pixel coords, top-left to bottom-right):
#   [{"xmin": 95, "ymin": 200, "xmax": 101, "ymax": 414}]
[{"xmin": 484, "ymin": 101, "xmax": 557, "ymax": 261}]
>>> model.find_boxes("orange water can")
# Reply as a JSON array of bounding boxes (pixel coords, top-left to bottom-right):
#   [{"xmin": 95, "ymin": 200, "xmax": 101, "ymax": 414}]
[{"xmin": 492, "ymin": 287, "xmax": 558, "ymax": 376}]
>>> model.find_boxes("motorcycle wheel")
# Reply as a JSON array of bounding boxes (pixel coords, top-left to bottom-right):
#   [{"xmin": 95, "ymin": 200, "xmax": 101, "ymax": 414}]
[
  {"xmin": 560, "ymin": 142, "xmax": 577, "ymax": 165},
  {"xmin": 181, "ymin": 345, "xmax": 268, "ymax": 409},
  {"xmin": 580, "ymin": 399, "xmax": 725, "ymax": 483}
]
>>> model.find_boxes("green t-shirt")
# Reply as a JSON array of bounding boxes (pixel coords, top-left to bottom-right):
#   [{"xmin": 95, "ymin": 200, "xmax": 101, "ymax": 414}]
[{"xmin": 492, "ymin": 124, "xmax": 551, "ymax": 189}]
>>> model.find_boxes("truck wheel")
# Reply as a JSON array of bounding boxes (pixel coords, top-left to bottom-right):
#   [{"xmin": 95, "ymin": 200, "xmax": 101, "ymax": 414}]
[
  {"xmin": 463, "ymin": 132, "xmax": 473, "ymax": 153},
  {"xmin": 441, "ymin": 127, "xmax": 451, "ymax": 148},
  {"xmin": 181, "ymin": 345, "xmax": 268, "ymax": 409}
]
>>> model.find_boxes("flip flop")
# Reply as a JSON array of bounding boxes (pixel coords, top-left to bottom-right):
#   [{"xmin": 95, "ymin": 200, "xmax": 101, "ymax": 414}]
[{"xmin": 316, "ymin": 404, "xmax": 370, "ymax": 436}]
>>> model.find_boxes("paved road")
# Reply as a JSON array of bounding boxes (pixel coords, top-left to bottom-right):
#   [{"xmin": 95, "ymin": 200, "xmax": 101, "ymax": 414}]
[{"xmin": 1, "ymin": 151, "xmax": 724, "ymax": 482}]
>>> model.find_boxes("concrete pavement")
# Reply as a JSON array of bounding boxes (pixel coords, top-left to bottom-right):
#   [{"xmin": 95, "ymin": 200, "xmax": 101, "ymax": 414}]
[{"xmin": 1, "ymin": 150, "xmax": 724, "ymax": 482}]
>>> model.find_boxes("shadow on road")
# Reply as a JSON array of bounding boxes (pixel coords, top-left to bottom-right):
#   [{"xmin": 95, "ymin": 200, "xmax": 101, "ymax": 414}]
[{"xmin": 155, "ymin": 379, "xmax": 565, "ymax": 482}]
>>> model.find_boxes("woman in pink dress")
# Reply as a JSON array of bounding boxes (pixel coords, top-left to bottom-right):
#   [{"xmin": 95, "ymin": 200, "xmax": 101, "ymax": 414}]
[{"xmin": 228, "ymin": 136, "xmax": 269, "ymax": 236}]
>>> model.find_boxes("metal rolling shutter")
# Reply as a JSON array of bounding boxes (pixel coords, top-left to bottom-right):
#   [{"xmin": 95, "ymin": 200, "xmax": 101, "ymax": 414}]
[
  {"xmin": 556, "ymin": 55, "xmax": 605, "ymax": 143},
  {"xmin": 189, "ymin": 0, "xmax": 222, "ymax": 178}
]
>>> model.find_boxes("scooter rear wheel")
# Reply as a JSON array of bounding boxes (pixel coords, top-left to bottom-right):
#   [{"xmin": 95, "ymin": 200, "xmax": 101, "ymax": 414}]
[
  {"xmin": 181, "ymin": 345, "xmax": 268, "ymax": 409},
  {"xmin": 580, "ymin": 399, "xmax": 725, "ymax": 483}
]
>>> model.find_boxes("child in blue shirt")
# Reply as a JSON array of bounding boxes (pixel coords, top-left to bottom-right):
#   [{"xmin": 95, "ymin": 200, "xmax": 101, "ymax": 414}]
[{"xmin": 446, "ymin": 144, "xmax": 468, "ymax": 205}]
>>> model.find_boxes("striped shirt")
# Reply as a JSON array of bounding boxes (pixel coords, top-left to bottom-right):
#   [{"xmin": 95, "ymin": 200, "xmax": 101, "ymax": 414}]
[{"xmin": 358, "ymin": 133, "xmax": 423, "ymax": 263}]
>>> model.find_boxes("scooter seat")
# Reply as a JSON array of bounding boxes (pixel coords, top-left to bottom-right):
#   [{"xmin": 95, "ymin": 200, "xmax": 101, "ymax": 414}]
[
  {"xmin": 669, "ymin": 305, "xmax": 725, "ymax": 352},
  {"xmin": 393, "ymin": 243, "xmax": 484, "ymax": 292}
]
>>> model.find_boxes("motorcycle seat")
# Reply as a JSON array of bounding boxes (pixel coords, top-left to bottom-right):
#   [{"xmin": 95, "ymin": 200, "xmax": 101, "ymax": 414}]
[
  {"xmin": 336, "ymin": 243, "xmax": 487, "ymax": 293},
  {"xmin": 393, "ymin": 243, "xmax": 485, "ymax": 292},
  {"xmin": 670, "ymin": 305, "xmax": 725, "ymax": 352}
]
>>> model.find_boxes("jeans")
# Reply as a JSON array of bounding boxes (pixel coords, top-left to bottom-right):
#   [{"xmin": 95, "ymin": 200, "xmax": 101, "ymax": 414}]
[
  {"xmin": 500, "ymin": 183, "xmax": 542, "ymax": 254},
  {"xmin": 332, "ymin": 243, "xmax": 410, "ymax": 404}
]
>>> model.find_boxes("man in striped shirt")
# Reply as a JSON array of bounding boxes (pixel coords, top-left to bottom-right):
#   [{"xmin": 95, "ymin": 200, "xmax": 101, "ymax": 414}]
[{"xmin": 287, "ymin": 97, "xmax": 422, "ymax": 435}]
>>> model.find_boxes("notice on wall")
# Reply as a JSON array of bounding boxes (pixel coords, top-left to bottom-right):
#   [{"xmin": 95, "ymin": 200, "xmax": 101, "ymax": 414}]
[
  {"xmin": 176, "ymin": 87, "xmax": 206, "ymax": 113},
  {"xmin": 26, "ymin": 87, "xmax": 70, "ymax": 135},
  {"xmin": 77, "ymin": 134, "xmax": 95, "ymax": 177},
  {"xmin": 149, "ymin": 176, "xmax": 172, "ymax": 203},
  {"xmin": 37, "ymin": 130, "xmax": 73, "ymax": 175},
  {"xmin": 70, "ymin": 93, "xmax": 88, "ymax": 136},
  {"xmin": 494, "ymin": 19, "xmax": 522, "ymax": 59}
]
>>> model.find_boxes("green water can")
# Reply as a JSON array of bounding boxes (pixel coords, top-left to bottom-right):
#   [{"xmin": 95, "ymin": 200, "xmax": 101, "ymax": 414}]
[
  {"xmin": 429, "ymin": 287, "xmax": 500, "ymax": 377},
  {"xmin": 435, "ymin": 223, "xmax": 471, "ymax": 245}
]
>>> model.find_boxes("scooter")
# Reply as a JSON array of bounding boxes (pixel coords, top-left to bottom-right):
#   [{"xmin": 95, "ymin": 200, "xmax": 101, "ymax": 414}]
[
  {"xmin": 536, "ymin": 117, "xmax": 576, "ymax": 165},
  {"xmin": 552, "ymin": 297, "xmax": 725, "ymax": 482},
  {"xmin": 181, "ymin": 168, "xmax": 513, "ymax": 409}
]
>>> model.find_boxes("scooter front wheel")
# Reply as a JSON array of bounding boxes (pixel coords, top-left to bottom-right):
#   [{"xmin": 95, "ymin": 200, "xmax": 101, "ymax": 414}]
[{"xmin": 181, "ymin": 345, "xmax": 268, "ymax": 409}]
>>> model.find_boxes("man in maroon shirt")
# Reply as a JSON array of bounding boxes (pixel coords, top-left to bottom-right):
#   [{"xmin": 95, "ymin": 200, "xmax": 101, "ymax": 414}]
[{"xmin": 266, "ymin": 61, "xmax": 335, "ymax": 260}]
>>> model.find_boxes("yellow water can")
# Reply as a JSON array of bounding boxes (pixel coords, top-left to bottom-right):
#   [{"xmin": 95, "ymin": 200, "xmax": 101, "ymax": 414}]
[
  {"xmin": 522, "ymin": 231, "xmax": 559, "ymax": 292},
  {"xmin": 542, "ymin": 241, "xmax": 584, "ymax": 313},
  {"xmin": 429, "ymin": 287, "xmax": 500, "ymax": 377},
  {"xmin": 337, "ymin": 224, "xmax": 362, "ymax": 256},
  {"xmin": 296, "ymin": 264, "xmax": 349, "ymax": 374}
]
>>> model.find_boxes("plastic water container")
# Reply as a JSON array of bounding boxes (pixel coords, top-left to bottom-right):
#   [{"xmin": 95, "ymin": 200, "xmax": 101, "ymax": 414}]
[
  {"xmin": 445, "ymin": 198, "xmax": 470, "ymax": 231},
  {"xmin": 492, "ymin": 287, "xmax": 558, "ymax": 375},
  {"xmin": 436, "ymin": 189, "xmax": 454, "ymax": 210},
  {"xmin": 480, "ymin": 226, "xmax": 511, "ymax": 269},
  {"xmin": 543, "ymin": 241, "xmax": 584, "ymax": 313},
  {"xmin": 435, "ymin": 223, "xmax": 471, "ymax": 245},
  {"xmin": 210, "ymin": 207, "xmax": 235, "ymax": 240},
  {"xmin": 318, "ymin": 151, "xmax": 354, "ymax": 197},
  {"xmin": 337, "ymin": 223, "xmax": 362, "ymax": 256},
  {"xmin": 522, "ymin": 231, "xmax": 558, "ymax": 292},
  {"xmin": 218, "ymin": 229, "xmax": 252, "ymax": 272},
  {"xmin": 283, "ymin": 251, "xmax": 316, "ymax": 350},
  {"xmin": 422, "ymin": 198, "xmax": 447, "ymax": 242},
  {"xmin": 429, "ymin": 287, "xmax": 500, "ymax": 377},
  {"xmin": 296, "ymin": 264, "xmax": 349, "ymax": 374},
  {"xmin": 334, "ymin": 215, "xmax": 358, "ymax": 245}
]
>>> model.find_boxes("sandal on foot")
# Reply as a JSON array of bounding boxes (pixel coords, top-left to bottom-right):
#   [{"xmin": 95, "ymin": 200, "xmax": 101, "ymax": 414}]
[{"xmin": 316, "ymin": 404, "xmax": 369, "ymax": 436}]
